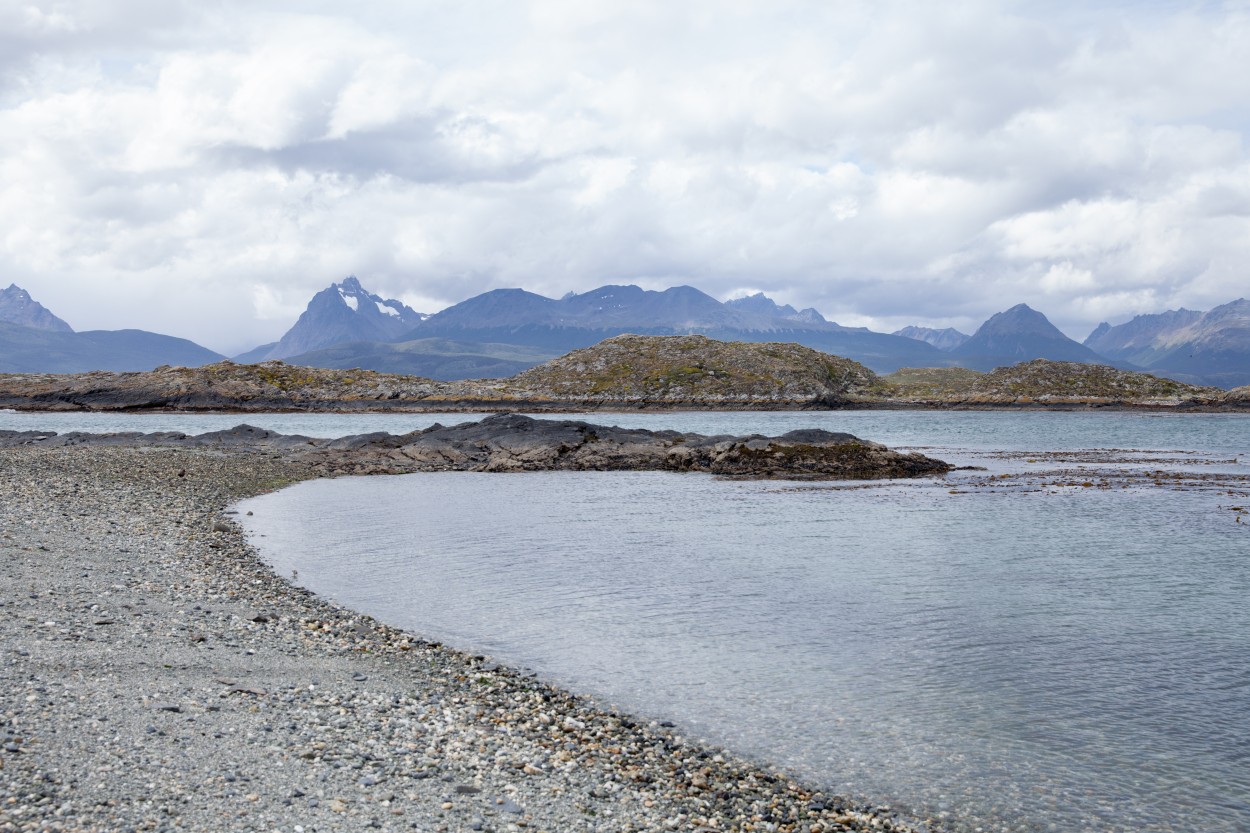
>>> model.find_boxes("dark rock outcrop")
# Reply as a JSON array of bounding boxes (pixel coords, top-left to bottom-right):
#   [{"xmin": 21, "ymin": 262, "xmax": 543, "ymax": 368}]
[{"xmin": 0, "ymin": 413, "xmax": 953, "ymax": 481}]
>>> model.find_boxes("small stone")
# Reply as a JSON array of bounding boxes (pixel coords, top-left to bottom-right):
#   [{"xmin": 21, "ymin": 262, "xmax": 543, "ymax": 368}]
[{"xmin": 229, "ymin": 685, "xmax": 266, "ymax": 696}]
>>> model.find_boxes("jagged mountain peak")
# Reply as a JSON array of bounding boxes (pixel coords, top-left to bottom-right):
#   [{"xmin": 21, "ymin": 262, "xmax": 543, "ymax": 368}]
[
  {"xmin": 726, "ymin": 292, "xmax": 800, "ymax": 318},
  {"xmin": 892, "ymin": 326, "xmax": 970, "ymax": 351},
  {"xmin": 1200, "ymin": 297, "xmax": 1250, "ymax": 325},
  {"xmin": 1086, "ymin": 321, "xmax": 1112, "ymax": 343},
  {"xmin": 724, "ymin": 292, "xmax": 829, "ymax": 325},
  {"xmin": 950, "ymin": 303, "xmax": 1106, "ymax": 369},
  {"xmin": 0, "ymin": 283, "xmax": 74, "ymax": 333},
  {"xmin": 253, "ymin": 276, "xmax": 426, "ymax": 361},
  {"xmin": 973, "ymin": 303, "xmax": 1067, "ymax": 338}
]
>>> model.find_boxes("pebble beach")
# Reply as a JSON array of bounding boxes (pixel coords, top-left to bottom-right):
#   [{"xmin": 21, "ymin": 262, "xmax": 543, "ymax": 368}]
[{"xmin": 0, "ymin": 446, "xmax": 924, "ymax": 833}]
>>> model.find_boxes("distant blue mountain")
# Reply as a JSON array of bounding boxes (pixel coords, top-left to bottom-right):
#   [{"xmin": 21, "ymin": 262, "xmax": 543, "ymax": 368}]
[
  {"xmin": 724, "ymin": 292, "xmax": 828, "ymax": 324},
  {"xmin": 1083, "ymin": 308, "xmax": 1204, "ymax": 367},
  {"xmin": 245, "ymin": 276, "xmax": 426, "ymax": 361},
  {"xmin": 0, "ymin": 322, "xmax": 224, "ymax": 373},
  {"xmin": 1084, "ymin": 299, "xmax": 1250, "ymax": 388},
  {"xmin": 389, "ymin": 284, "xmax": 947, "ymax": 374},
  {"xmin": 0, "ymin": 284, "xmax": 73, "ymax": 333},
  {"xmin": 892, "ymin": 325, "xmax": 970, "ymax": 351},
  {"xmin": 948, "ymin": 304, "xmax": 1114, "ymax": 371},
  {"xmin": 0, "ymin": 284, "xmax": 225, "ymax": 373}
]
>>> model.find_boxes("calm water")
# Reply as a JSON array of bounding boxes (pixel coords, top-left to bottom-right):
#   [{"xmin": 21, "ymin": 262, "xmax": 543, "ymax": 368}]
[
  {"xmin": 3, "ymin": 407, "xmax": 1249, "ymax": 453},
  {"xmin": 10, "ymin": 408, "xmax": 1248, "ymax": 831},
  {"xmin": 229, "ymin": 412, "xmax": 1250, "ymax": 833}
]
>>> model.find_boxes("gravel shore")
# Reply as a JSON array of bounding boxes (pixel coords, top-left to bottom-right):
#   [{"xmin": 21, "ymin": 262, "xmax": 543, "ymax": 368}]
[{"xmin": 0, "ymin": 446, "xmax": 924, "ymax": 833}]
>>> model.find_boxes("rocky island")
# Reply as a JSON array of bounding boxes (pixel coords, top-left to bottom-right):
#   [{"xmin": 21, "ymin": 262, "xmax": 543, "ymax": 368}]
[
  {"xmin": 0, "ymin": 412, "xmax": 952, "ymax": 480},
  {"xmin": 0, "ymin": 334, "xmax": 1240, "ymax": 412}
]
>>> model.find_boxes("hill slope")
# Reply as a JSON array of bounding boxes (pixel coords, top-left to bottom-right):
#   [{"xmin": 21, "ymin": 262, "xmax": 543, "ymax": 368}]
[
  {"xmin": 1083, "ymin": 308, "xmax": 1204, "ymax": 366},
  {"xmin": 883, "ymin": 360, "xmax": 1221, "ymax": 405},
  {"xmin": 504, "ymin": 334, "xmax": 883, "ymax": 405},
  {"xmin": 283, "ymin": 338, "xmax": 559, "ymax": 381},
  {"xmin": 1146, "ymin": 299, "xmax": 1250, "ymax": 388},
  {"xmin": 0, "ymin": 322, "xmax": 225, "ymax": 373}
]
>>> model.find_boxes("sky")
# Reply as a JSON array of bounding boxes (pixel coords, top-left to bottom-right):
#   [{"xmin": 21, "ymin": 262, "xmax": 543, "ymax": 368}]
[{"xmin": 2, "ymin": 0, "xmax": 1249, "ymax": 355}]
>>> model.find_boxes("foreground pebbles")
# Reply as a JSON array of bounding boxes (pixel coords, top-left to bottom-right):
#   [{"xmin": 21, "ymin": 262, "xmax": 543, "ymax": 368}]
[{"xmin": 0, "ymin": 447, "xmax": 926, "ymax": 833}]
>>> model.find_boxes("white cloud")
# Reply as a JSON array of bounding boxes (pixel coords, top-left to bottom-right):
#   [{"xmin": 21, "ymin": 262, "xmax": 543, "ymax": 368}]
[{"xmin": 1, "ymin": 0, "xmax": 1250, "ymax": 353}]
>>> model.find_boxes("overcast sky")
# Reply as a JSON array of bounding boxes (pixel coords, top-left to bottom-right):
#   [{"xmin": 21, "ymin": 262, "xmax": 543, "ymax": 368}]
[{"xmin": 3, "ymin": 0, "xmax": 1249, "ymax": 354}]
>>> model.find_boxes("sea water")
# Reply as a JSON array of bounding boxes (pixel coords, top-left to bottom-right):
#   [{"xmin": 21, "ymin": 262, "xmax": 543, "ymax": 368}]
[
  {"xmin": 230, "ymin": 411, "xmax": 1250, "ymax": 833},
  {"xmin": 3, "ymin": 407, "xmax": 1248, "ymax": 452},
  {"xmin": 8, "ymin": 408, "xmax": 1247, "ymax": 831}
]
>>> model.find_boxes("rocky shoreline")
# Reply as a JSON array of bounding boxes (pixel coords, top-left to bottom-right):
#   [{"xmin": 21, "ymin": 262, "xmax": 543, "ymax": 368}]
[
  {"xmin": 0, "ymin": 414, "xmax": 953, "ymax": 481},
  {"xmin": 1, "ymin": 341, "xmax": 1245, "ymax": 413},
  {"xmin": 1, "ymin": 444, "xmax": 934, "ymax": 833}
]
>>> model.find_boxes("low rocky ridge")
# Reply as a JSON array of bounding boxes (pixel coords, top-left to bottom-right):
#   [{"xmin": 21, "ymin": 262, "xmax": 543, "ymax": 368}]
[
  {"xmin": 0, "ymin": 446, "xmax": 929, "ymax": 833},
  {"xmin": 0, "ymin": 360, "xmax": 461, "ymax": 411},
  {"xmin": 877, "ymin": 367, "xmax": 986, "ymax": 401},
  {"xmin": 1226, "ymin": 385, "xmax": 1250, "ymax": 404},
  {"xmin": 0, "ymin": 335, "xmax": 1244, "ymax": 412},
  {"xmin": 0, "ymin": 336, "xmax": 888, "ymax": 411},
  {"xmin": 501, "ymin": 334, "xmax": 884, "ymax": 405},
  {"xmin": 882, "ymin": 360, "xmax": 1226, "ymax": 406},
  {"xmin": 0, "ymin": 413, "xmax": 952, "ymax": 480}
]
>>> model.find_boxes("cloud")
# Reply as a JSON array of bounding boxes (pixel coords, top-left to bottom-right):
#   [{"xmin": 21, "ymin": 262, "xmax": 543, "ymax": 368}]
[{"xmin": 1, "ymin": 0, "xmax": 1249, "ymax": 353}]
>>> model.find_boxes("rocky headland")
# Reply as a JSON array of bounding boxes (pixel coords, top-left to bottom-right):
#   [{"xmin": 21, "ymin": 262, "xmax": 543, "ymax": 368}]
[
  {"xmin": 0, "ymin": 334, "xmax": 1241, "ymax": 413},
  {"xmin": 879, "ymin": 359, "xmax": 1228, "ymax": 408},
  {"xmin": 0, "ymin": 413, "xmax": 953, "ymax": 480}
]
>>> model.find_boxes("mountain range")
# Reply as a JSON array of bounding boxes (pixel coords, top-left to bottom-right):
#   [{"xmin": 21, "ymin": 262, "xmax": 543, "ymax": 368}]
[
  {"xmin": 1083, "ymin": 299, "xmax": 1250, "ymax": 388},
  {"xmin": 234, "ymin": 276, "xmax": 427, "ymax": 362},
  {"xmin": 2, "ymin": 279, "xmax": 1247, "ymax": 387},
  {"xmin": 0, "ymin": 284, "xmax": 224, "ymax": 373}
]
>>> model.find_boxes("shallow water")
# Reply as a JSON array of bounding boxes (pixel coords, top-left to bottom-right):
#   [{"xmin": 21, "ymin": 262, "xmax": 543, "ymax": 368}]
[
  {"xmin": 4, "ymin": 407, "xmax": 1249, "ymax": 453},
  {"xmin": 235, "ymin": 412, "xmax": 1250, "ymax": 833}
]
